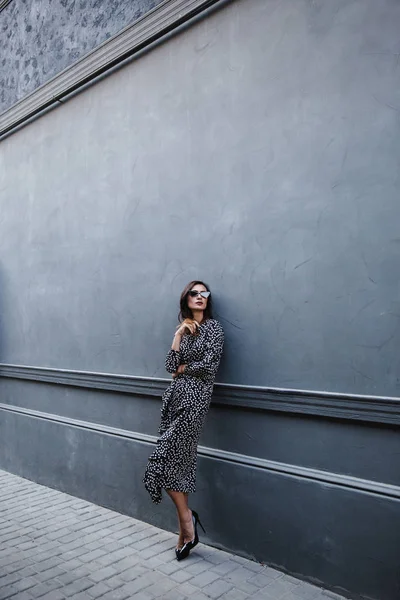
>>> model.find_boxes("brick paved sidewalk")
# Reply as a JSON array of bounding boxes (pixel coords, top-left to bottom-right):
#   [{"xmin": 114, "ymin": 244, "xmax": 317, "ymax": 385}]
[{"xmin": 0, "ymin": 470, "xmax": 346, "ymax": 600}]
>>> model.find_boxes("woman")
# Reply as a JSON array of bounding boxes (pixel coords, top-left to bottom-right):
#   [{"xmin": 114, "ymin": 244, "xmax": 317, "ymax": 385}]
[{"xmin": 143, "ymin": 280, "xmax": 224, "ymax": 561}]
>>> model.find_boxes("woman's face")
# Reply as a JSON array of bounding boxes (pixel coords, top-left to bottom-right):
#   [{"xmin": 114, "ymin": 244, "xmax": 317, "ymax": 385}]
[{"xmin": 187, "ymin": 283, "xmax": 209, "ymax": 314}]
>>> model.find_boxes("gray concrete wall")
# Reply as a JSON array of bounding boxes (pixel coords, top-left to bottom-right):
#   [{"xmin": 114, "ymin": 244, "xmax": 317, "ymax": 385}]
[
  {"xmin": 1, "ymin": 1, "xmax": 400, "ymax": 599},
  {"xmin": 0, "ymin": 0, "xmax": 163, "ymax": 112},
  {"xmin": 1, "ymin": 0, "xmax": 400, "ymax": 395}
]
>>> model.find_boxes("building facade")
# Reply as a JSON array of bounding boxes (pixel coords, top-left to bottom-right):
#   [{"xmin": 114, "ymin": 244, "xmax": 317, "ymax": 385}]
[{"xmin": 1, "ymin": 1, "xmax": 399, "ymax": 599}]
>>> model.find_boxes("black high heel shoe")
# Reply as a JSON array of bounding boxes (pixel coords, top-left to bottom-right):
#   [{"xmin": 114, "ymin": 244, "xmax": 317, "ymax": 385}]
[{"xmin": 176, "ymin": 509, "xmax": 206, "ymax": 562}]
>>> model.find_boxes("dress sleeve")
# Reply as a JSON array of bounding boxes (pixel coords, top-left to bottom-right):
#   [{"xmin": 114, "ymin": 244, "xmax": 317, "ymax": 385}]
[
  {"xmin": 165, "ymin": 349, "xmax": 181, "ymax": 373},
  {"xmin": 184, "ymin": 321, "xmax": 224, "ymax": 380}
]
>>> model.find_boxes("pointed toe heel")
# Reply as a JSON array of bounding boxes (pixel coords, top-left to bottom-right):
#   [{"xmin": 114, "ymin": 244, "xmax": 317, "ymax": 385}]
[{"xmin": 176, "ymin": 509, "xmax": 206, "ymax": 561}]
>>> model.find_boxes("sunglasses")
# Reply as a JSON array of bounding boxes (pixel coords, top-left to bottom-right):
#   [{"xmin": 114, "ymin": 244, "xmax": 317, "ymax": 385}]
[{"xmin": 188, "ymin": 290, "xmax": 211, "ymax": 299}]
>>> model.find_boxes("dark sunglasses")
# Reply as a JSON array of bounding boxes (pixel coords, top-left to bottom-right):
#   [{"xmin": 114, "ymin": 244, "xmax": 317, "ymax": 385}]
[{"xmin": 188, "ymin": 290, "xmax": 211, "ymax": 299}]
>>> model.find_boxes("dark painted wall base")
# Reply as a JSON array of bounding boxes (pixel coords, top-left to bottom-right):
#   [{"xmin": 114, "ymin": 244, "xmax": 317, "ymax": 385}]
[{"xmin": 0, "ymin": 370, "xmax": 399, "ymax": 600}]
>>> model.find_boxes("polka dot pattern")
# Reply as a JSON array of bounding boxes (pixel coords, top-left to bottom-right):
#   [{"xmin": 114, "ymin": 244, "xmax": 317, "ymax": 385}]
[{"xmin": 143, "ymin": 319, "xmax": 224, "ymax": 504}]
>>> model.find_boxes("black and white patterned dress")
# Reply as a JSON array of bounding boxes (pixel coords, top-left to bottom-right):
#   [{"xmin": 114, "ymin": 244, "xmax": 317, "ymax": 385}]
[{"xmin": 143, "ymin": 318, "xmax": 224, "ymax": 504}]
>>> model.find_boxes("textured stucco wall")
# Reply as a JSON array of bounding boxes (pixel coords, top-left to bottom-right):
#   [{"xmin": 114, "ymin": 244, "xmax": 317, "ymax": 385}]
[
  {"xmin": 1, "ymin": 0, "xmax": 400, "ymax": 395},
  {"xmin": 1, "ymin": 2, "xmax": 400, "ymax": 598},
  {"xmin": 0, "ymin": 0, "xmax": 163, "ymax": 113}
]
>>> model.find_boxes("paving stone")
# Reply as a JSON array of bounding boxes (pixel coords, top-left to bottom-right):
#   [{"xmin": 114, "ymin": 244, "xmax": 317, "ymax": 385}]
[
  {"xmin": 225, "ymin": 566, "xmax": 257, "ymax": 585},
  {"xmin": 201, "ymin": 549, "xmax": 232, "ymax": 565},
  {"xmin": 151, "ymin": 548, "xmax": 176, "ymax": 563},
  {"xmin": 248, "ymin": 592, "xmax": 277, "ymax": 600},
  {"xmin": 283, "ymin": 593, "xmax": 312, "ymax": 600},
  {"xmin": 130, "ymin": 593, "xmax": 153, "ymax": 600},
  {"xmin": 109, "ymin": 555, "xmax": 141, "ymax": 573},
  {"xmin": 54, "ymin": 558, "xmax": 82, "ymax": 571},
  {"xmin": 101, "ymin": 574, "xmax": 128, "ymax": 590},
  {"xmin": 262, "ymin": 566, "xmax": 284, "ymax": 580},
  {"xmin": 118, "ymin": 564, "xmax": 149, "ymax": 582},
  {"xmin": 141, "ymin": 556, "xmax": 164, "ymax": 570},
  {"xmin": 138, "ymin": 577, "xmax": 177, "ymax": 598},
  {"xmin": 157, "ymin": 561, "xmax": 183, "ymax": 576},
  {"xmin": 190, "ymin": 593, "xmax": 213, "ymax": 600},
  {"xmin": 112, "ymin": 576, "xmax": 153, "ymax": 596},
  {"xmin": 5, "ymin": 593, "xmax": 35, "ymax": 600},
  {"xmin": 173, "ymin": 582, "xmax": 199, "ymax": 597},
  {"xmin": 219, "ymin": 589, "xmax": 250, "ymax": 600},
  {"xmin": 88, "ymin": 566, "xmax": 119, "ymax": 583},
  {"xmin": 243, "ymin": 562, "xmax": 268, "ymax": 574},
  {"xmin": 151, "ymin": 589, "xmax": 186, "ymax": 600},
  {"xmin": 94, "ymin": 554, "xmax": 123, "ymax": 568},
  {"xmin": 62, "ymin": 578, "xmax": 95, "ymax": 596},
  {"xmin": 249, "ymin": 571, "xmax": 286, "ymax": 588},
  {"xmin": 236, "ymin": 580, "xmax": 263, "ymax": 595},
  {"xmin": 54, "ymin": 571, "xmax": 79, "ymax": 586},
  {"xmin": 70, "ymin": 566, "xmax": 93, "ymax": 580},
  {"xmin": 86, "ymin": 581, "xmax": 112, "ymax": 598},
  {"xmin": 94, "ymin": 589, "xmax": 131, "ymax": 600},
  {"xmin": 34, "ymin": 557, "xmax": 65, "ymax": 572},
  {"xmin": 3, "ymin": 559, "xmax": 35, "ymax": 576},
  {"xmin": 69, "ymin": 594, "xmax": 94, "ymax": 600},
  {"xmin": 31, "ymin": 566, "xmax": 66, "ymax": 582},
  {"xmin": 261, "ymin": 576, "xmax": 302, "ymax": 597},
  {"xmin": 201, "ymin": 578, "xmax": 234, "ymax": 598},
  {"xmin": 28, "ymin": 579, "xmax": 64, "ymax": 598},
  {"xmin": 138, "ymin": 540, "xmax": 176, "ymax": 559},
  {"xmin": 211, "ymin": 560, "xmax": 239, "ymax": 575},
  {"xmin": 0, "ymin": 571, "xmax": 25, "ymax": 588},
  {"xmin": 0, "ymin": 470, "xmax": 347, "ymax": 600},
  {"xmin": 190, "ymin": 569, "xmax": 221, "ymax": 588},
  {"xmin": 180, "ymin": 559, "xmax": 214, "ymax": 576},
  {"xmin": 169, "ymin": 569, "xmax": 194, "ymax": 583},
  {"xmin": 78, "ymin": 548, "xmax": 108, "ymax": 563},
  {"xmin": 292, "ymin": 583, "xmax": 323, "ymax": 599},
  {"xmin": 131, "ymin": 533, "xmax": 166, "ymax": 550},
  {"xmin": 0, "ymin": 586, "xmax": 19, "ymax": 599},
  {"xmin": 8, "ymin": 577, "xmax": 39, "ymax": 593}
]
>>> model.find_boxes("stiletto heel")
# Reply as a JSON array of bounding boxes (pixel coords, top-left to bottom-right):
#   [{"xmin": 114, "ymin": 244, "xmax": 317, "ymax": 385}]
[
  {"xmin": 176, "ymin": 509, "xmax": 205, "ymax": 561},
  {"xmin": 192, "ymin": 510, "xmax": 206, "ymax": 534}
]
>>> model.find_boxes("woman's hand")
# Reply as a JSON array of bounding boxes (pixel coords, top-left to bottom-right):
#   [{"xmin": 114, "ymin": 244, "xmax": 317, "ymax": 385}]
[
  {"xmin": 171, "ymin": 319, "xmax": 198, "ymax": 351},
  {"xmin": 172, "ymin": 364, "xmax": 186, "ymax": 379},
  {"xmin": 176, "ymin": 319, "xmax": 199, "ymax": 337}
]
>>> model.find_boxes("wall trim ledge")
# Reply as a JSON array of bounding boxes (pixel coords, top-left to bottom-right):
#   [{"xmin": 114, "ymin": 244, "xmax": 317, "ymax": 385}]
[
  {"xmin": 0, "ymin": 0, "xmax": 226, "ymax": 138},
  {"xmin": 0, "ymin": 0, "xmax": 13, "ymax": 13},
  {"xmin": 0, "ymin": 400, "xmax": 398, "ymax": 500},
  {"xmin": 1, "ymin": 363, "xmax": 400, "ymax": 426}
]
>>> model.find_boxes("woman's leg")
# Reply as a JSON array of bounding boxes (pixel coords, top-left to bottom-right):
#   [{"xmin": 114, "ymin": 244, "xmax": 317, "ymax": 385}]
[{"xmin": 166, "ymin": 490, "xmax": 194, "ymax": 549}]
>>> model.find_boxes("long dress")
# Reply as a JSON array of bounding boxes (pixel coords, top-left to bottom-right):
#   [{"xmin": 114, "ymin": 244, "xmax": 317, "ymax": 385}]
[{"xmin": 143, "ymin": 318, "xmax": 224, "ymax": 504}]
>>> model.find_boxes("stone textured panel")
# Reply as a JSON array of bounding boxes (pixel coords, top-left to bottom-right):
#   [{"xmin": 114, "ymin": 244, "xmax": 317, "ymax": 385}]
[{"xmin": 0, "ymin": 0, "xmax": 163, "ymax": 112}]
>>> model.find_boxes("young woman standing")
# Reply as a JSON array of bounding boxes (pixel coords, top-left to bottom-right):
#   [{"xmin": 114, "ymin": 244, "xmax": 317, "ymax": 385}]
[{"xmin": 143, "ymin": 280, "xmax": 224, "ymax": 561}]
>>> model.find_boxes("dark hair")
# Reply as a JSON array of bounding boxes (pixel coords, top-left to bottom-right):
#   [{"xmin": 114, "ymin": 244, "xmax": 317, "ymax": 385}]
[{"xmin": 179, "ymin": 280, "xmax": 213, "ymax": 322}]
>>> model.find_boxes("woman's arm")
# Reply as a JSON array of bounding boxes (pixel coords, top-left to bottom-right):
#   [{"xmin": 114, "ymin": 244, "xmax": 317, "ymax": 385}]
[
  {"xmin": 184, "ymin": 322, "xmax": 224, "ymax": 380},
  {"xmin": 165, "ymin": 332, "xmax": 182, "ymax": 373},
  {"xmin": 165, "ymin": 320, "xmax": 198, "ymax": 374},
  {"xmin": 171, "ymin": 332, "xmax": 182, "ymax": 352}
]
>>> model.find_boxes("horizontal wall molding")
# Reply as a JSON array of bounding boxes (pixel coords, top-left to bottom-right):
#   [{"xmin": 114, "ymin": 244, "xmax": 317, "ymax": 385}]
[
  {"xmin": 0, "ymin": 0, "xmax": 13, "ymax": 13},
  {"xmin": 1, "ymin": 363, "xmax": 400, "ymax": 426},
  {"xmin": 0, "ymin": 400, "xmax": 399, "ymax": 501},
  {"xmin": 0, "ymin": 0, "xmax": 225, "ymax": 138}
]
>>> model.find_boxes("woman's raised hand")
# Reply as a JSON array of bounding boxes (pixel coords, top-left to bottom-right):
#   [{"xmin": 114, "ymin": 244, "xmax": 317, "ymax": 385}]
[
  {"xmin": 172, "ymin": 319, "xmax": 198, "ymax": 351},
  {"xmin": 175, "ymin": 319, "xmax": 199, "ymax": 337}
]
